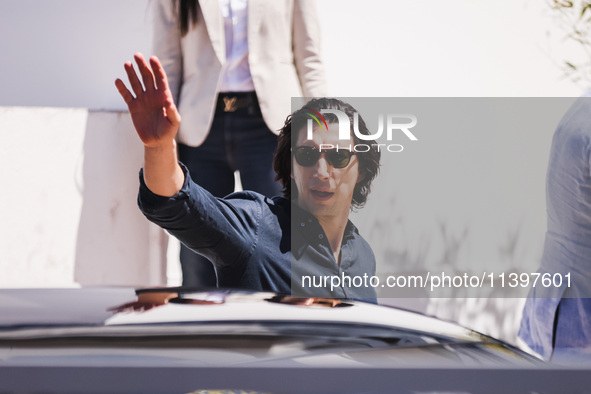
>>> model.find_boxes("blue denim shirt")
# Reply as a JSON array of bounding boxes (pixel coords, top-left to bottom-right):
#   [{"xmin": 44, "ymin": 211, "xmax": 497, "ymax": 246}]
[{"xmin": 138, "ymin": 164, "xmax": 377, "ymax": 301}]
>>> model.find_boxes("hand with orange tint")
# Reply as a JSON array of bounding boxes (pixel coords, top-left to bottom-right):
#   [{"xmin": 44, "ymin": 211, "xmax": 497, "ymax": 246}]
[
  {"xmin": 115, "ymin": 53, "xmax": 181, "ymax": 148},
  {"xmin": 115, "ymin": 53, "xmax": 185, "ymax": 197}
]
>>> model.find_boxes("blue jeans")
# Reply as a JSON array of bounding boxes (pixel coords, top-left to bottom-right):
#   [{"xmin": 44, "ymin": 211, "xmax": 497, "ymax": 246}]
[{"xmin": 177, "ymin": 101, "xmax": 282, "ymax": 287}]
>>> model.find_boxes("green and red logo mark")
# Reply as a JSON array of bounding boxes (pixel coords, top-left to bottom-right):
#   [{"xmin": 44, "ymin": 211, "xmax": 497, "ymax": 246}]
[{"xmin": 304, "ymin": 107, "xmax": 328, "ymax": 131}]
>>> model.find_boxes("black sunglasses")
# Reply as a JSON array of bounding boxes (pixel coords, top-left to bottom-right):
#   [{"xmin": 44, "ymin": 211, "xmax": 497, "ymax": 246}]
[{"xmin": 293, "ymin": 146, "xmax": 355, "ymax": 169}]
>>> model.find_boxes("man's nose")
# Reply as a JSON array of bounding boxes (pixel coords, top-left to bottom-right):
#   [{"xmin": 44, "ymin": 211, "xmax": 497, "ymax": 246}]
[{"xmin": 314, "ymin": 156, "xmax": 330, "ymax": 179}]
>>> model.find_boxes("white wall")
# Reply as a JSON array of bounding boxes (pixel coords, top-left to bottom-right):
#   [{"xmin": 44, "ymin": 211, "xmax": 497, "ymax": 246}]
[
  {"xmin": 0, "ymin": 107, "xmax": 86, "ymax": 287},
  {"xmin": 0, "ymin": 108, "xmax": 168, "ymax": 288},
  {"xmin": 0, "ymin": 0, "xmax": 152, "ymax": 110},
  {"xmin": 0, "ymin": 0, "xmax": 169, "ymax": 288}
]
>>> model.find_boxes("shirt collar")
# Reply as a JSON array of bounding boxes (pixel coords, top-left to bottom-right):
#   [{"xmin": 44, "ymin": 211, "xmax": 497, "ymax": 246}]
[{"xmin": 291, "ymin": 202, "xmax": 359, "ymax": 259}]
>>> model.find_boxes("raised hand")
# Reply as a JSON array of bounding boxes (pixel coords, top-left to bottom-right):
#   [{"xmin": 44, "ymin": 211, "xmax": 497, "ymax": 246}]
[
  {"xmin": 115, "ymin": 53, "xmax": 181, "ymax": 148},
  {"xmin": 116, "ymin": 53, "xmax": 185, "ymax": 197}
]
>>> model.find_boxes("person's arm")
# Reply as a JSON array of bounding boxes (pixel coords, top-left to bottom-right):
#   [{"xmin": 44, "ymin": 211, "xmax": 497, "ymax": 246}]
[
  {"xmin": 293, "ymin": 0, "xmax": 328, "ymax": 97},
  {"xmin": 116, "ymin": 54, "xmax": 261, "ymax": 272},
  {"xmin": 138, "ymin": 169, "xmax": 263, "ymax": 270},
  {"xmin": 115, "ymin": 53, "xmax": 184, "ymax": 197}
]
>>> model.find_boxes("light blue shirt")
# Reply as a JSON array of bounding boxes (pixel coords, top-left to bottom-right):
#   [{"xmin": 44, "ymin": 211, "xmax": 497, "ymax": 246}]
[
  {"xmin": 219, "ymin": 0, "xmax": 255, "ymax": 92},
  {"xmin": 519, "ymin": 93, "xmax": 591, "ymax": 361}
]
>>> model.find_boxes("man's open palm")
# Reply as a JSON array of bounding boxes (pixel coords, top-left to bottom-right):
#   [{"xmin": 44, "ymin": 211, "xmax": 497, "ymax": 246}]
[{"xmin": 115, "ymin": 54, "xmax": 181, "ymax": 147}]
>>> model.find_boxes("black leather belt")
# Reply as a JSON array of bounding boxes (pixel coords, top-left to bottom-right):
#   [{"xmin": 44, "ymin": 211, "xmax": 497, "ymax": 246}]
[{"xmin": 216, "ymin": 92, "xmax": 260, "ymax": 114}]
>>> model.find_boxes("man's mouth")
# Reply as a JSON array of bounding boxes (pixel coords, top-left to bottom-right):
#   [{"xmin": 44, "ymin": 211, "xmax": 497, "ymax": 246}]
[{"xmin": 310, "ymin": 189, "xmax": 334, "ymax": 200}]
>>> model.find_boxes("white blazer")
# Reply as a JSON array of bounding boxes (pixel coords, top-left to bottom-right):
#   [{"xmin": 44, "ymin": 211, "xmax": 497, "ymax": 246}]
[{"xmin": 152, "ymin": 0, "xmax": 328, "ymax": 147}]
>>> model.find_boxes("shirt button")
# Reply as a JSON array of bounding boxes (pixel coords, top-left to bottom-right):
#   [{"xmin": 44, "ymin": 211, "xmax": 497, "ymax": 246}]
[
  {"xmin": 319, "ymin": 234, "xmax": 324, "ymax": 239},
  {"xmin": 300, "ymin": 222, "xmax": 305, "ymax": 227}
]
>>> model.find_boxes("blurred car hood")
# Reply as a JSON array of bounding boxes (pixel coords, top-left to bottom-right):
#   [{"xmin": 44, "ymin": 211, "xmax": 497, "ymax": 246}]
[
  {"xmin": 4, "ymin": 288, "xmax": 591, "ymax": 394},
  {"xmin": 0, "ymin": 287, "xmax": 483, "ymax": 341}
]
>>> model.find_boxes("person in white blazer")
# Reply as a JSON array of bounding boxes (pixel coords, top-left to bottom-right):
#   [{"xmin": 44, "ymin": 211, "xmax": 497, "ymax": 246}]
[{"xmin": 152, "ymin": 0, "xmax": 327, "ymax": 287}]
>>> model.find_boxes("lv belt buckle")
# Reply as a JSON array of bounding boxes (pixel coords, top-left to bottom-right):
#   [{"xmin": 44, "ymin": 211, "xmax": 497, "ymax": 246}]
[{"xmin": 223, "ymin": 96, "xmax": 238, "ymax": 112}]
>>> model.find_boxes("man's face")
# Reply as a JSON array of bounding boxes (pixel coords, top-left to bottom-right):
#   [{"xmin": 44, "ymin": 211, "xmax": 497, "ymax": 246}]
[{"xmin": 292, "ymin": 123, "xmax": 363, "ymax": 221}]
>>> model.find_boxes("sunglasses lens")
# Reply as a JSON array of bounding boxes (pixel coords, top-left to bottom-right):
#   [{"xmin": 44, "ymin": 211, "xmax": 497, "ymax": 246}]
[
  {"xmin": 326, "ymin": 150, "xmax": 352, "ymax": 168},
  {"xmin": 294, "ymin": 146, "xmax": 353, "ymax": 168},
  {"xmin": 294, "ymin": 147, "xmax": 320, "ymax": 167}
]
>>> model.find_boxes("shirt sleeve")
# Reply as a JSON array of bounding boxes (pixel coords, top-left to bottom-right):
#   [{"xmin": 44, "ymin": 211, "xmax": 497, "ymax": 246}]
[
  {"xmin": 137, "ymin": 164, "xmax": 261, "ymax": 270},
  {"xmin": 292, "ymin": 0, "xmax": 328, "ymax": 97}
]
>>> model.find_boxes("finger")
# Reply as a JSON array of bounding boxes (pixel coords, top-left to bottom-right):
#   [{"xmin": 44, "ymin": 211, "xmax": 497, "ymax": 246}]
[
  {"xmin": 150, "ymin": 56, "xmax": 181, "ymax": 126},
  {"xmin": 114, "ymin": 78, "xmax": 135, "ymax": 105},
  {"xmin": 134, "ymin": 53, "xmax": 156, "ymax": 91},
  {"xmin": 150, "ymin": 56, "xmax": 170, "ymax": 92},
  {"xmin": 165, "ymin": 99, "xmax": 181, "ymax": 127},
  {"xmin": 124, "ymin": 61, "xmax": 145, "ymax": 97}
]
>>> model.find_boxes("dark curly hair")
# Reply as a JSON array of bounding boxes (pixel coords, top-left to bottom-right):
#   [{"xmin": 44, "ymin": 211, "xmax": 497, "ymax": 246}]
[{"xmin": 273, "ymin": 98, "xmax": 381, "ymax": 209}]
